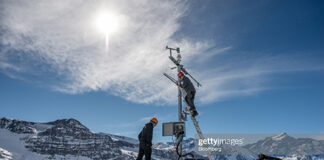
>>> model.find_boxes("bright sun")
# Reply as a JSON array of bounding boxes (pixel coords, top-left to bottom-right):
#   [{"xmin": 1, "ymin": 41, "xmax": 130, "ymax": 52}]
[{"xmin": 94, "ymin": 11, "xmax": 120, "ymax": 35}]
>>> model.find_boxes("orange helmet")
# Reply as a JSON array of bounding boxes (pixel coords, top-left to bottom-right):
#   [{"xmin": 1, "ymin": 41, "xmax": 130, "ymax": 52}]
[{"xmin": 150, "ymin": 117, "xmax": 158, "ymax": 124}]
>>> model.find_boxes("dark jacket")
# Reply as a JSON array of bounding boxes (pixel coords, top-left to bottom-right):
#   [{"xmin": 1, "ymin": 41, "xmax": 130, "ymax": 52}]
[
  {"xmin": 138, "ymin": 122, "xmax": 153, "ymax": 147},
  {"xmin": 180, "ymin": 76, "xmax": 196, "ymax": 93}
]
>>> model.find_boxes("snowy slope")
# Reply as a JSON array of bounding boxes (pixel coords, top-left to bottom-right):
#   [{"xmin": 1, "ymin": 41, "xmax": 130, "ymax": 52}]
[
  {"xmin": 0, "ymin": 147, "xmax": 12, "ymax": 160},
  {"xmin": 0, "ymin": 128, "xmax": 93, "ymax": 160}
]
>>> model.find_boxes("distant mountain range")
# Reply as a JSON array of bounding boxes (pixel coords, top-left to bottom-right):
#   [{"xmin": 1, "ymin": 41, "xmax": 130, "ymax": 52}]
[
  {"xmin": 0, "ymin": 117, "xmax": 323, "ymax": 160},
  {"xmin": 244, "ymin": 133, "xmax": 324, "ymax": 155}
]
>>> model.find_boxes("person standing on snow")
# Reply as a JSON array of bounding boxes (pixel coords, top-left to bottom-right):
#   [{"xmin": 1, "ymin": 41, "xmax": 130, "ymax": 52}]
[
  {"xmin": 177, "ymin": 72, "xmax": 198, "ymax": 117},
  {"xmin": 136, "ymin": 117, "xmax": 158, "ymax": 160}
]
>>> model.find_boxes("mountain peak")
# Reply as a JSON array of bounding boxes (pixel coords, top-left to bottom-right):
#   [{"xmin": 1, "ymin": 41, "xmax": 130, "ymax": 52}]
[
  {"xmin": 0, "ymin": 117, "xmax": 12, "ymax": 127},
  {"xmin": 47, "ymin": 118, "xmax": 85, "ymax": 128},
  {"xmin": 0, "ymin": 117, "xmax": 13, "ymax": 121},
  {"xmin": 271, "ymin": 133, "xmax": 289, "ymax": 141}
]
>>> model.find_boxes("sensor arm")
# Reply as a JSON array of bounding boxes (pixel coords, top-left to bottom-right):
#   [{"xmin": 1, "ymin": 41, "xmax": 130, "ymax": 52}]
[
  {"xmin": 163, "ymin": 73, "xmax": 178, "ymax": 85},
  {"xmin": 180, "ymin": 66, "xmax": 202, "ymax": 87}
]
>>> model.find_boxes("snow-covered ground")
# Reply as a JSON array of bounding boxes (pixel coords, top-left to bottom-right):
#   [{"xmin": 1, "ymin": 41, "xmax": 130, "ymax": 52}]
[
  {"xmin": 0, "ymin": 129, "xmax": 91, "ymax": 160},
  {"xmin": 0, "ymin": 147, "xmax": 12, "ymax": 160},
  {"xmin": 0, "ymin": 129, "xmax": 43, "ymax": 159}
]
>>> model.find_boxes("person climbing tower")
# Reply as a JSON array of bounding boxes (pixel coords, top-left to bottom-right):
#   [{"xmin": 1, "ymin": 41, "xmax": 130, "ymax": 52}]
[
  {"xmin": 136, "ymin": 117, "xmax": 158, "ymax": 160},
  {"xmin": 177, "ymin": 72, "xmax": 198, "ymax": 117}
]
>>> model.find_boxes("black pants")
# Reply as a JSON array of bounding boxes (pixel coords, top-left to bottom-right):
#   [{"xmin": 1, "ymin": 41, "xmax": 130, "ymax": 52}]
[
  {"xmin": 136, "ymin": 145, "xmax": 152, "ymax": 160},
  {"xmin": 185, "ymin": 91, "xmax": 196, "ymax": 111}
]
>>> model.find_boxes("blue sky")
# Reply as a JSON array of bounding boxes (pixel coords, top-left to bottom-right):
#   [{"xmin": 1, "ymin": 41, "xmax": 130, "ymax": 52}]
[{"xmin": 0, "ymin": 0, "xmax": 324, "ymax": 143}]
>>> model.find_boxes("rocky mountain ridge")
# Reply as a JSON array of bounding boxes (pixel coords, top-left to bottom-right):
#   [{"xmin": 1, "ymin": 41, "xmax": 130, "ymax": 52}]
[{"xmin": 1, "ymin": 117, "xmax": 324, "ymax": 160}]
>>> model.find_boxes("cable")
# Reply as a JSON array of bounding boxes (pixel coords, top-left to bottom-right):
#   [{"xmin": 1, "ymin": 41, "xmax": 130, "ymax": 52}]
[
  {"xmin": 176, "ymin": 139, "xmax": 194, "ymax": 160},
  {"xmin": 175, "ymin": 133, "xmax": 194, "ymax": 160}
]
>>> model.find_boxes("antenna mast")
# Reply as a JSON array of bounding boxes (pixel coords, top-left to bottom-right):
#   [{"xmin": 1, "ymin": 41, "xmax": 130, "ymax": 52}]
[{"xmin": 163, "ymin": 46, "xmax": 214, "ymax": 160}]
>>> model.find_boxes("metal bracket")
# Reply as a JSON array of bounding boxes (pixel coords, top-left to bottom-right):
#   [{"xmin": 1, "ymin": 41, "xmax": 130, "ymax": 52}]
[{"xmin": 181, "ymin": 112, "xmax": 187, "ymax": 121}]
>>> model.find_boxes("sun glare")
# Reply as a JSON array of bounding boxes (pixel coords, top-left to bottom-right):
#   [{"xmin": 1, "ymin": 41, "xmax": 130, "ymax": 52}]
[
  {"xmin": 93, "ymin": 11, "xmax": 121, "ymax": 51},
  {"xmin": 94, "ymin": 11, "xmax": 120, "ymax": 35}
]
